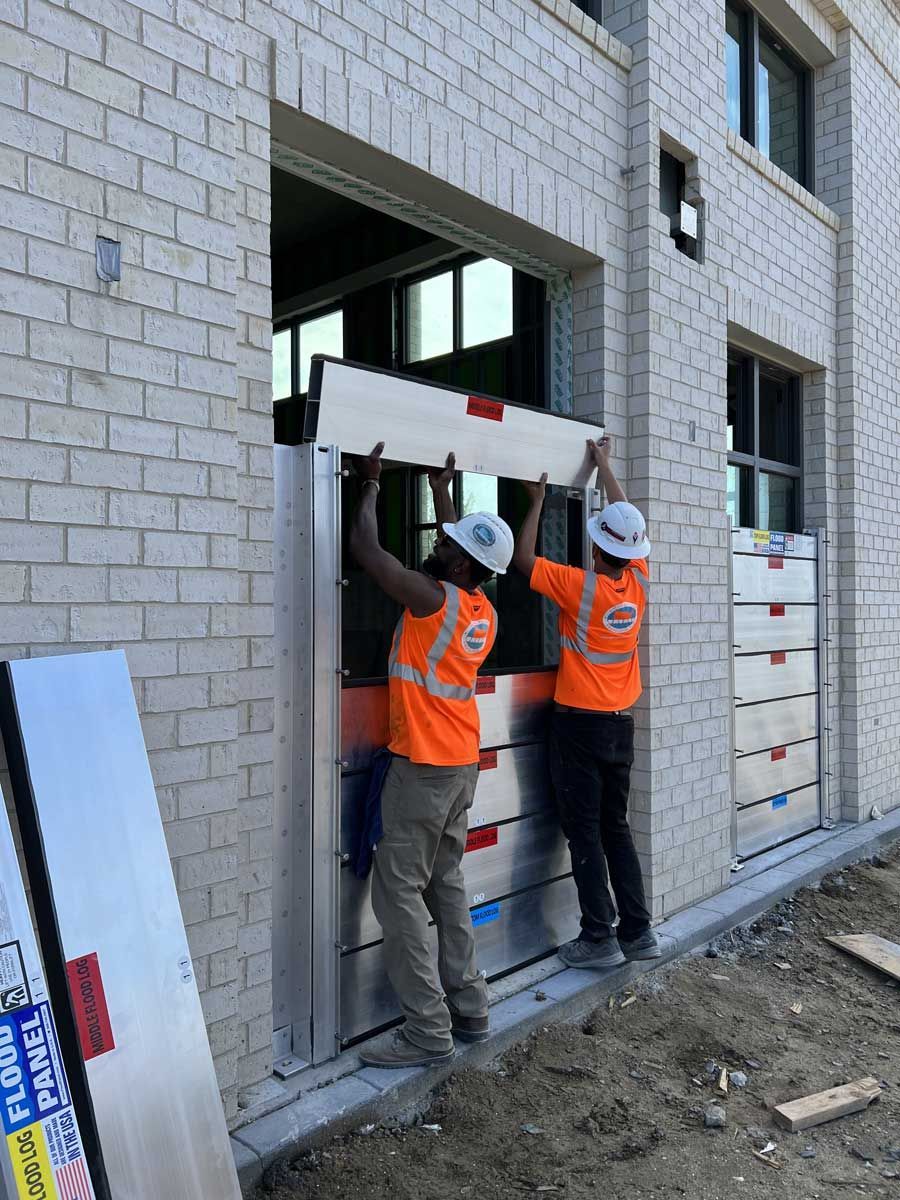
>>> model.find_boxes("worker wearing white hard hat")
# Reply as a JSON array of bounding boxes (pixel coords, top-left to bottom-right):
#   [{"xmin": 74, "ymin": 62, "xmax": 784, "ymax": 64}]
[
  {"xmin": 513, "ymin": 435, "xmax": 659, "ymax": 973},
  {"xmin": 348, "ymin": 442, "xmax": 512, "ymax": 1070}
]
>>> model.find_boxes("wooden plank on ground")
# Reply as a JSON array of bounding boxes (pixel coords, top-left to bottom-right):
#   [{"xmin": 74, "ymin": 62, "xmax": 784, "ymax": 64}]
[
  {"xmin": 773, "ymin": 1077, "xmax": 882, "ymax": 1132},
  {"xmin": 825, "ymin": 934, "xmax": 900, "ymax": 982}
]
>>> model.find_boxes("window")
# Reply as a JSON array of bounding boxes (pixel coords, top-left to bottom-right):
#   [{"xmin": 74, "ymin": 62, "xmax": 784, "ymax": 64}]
[
  {"xmin": 271, "ymin": 306, "xmax": 344, "ymax": 400},
  {"xmin": 402, "ymin": 257, "xmax": 513, "ymax": 365},
  {"xmin": 724, "ymin": 1, "xmax": 812, "ymax": 189},
  {"xmin": 659, "ymin": 147, "xmax": 700, "ymax": 260},
  {"xmin": 571, "ymin": 0, "xmax": 602, "ymax": 19},
  {"xmin": 727, "ymin": 353, "xmax": 802, "ymax": 532}
]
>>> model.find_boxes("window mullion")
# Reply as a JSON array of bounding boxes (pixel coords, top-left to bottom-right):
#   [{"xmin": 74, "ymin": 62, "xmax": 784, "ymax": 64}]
[
  {"xmin": 453, "ymin": 266, "xmax": 462, "ymax": 352},
  {"xmin": 748, "ymin": 11, "xmax": 760, "ymax": 147},
  {"xmin": 751, "ymin": 355, "xmax": 761, "ymax": 527}
]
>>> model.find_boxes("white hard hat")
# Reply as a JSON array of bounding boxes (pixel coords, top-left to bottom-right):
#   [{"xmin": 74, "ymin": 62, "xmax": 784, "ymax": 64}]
[
  {"xmin": 587, "ymin": 501, "xmax": 651, "ymax": 560},
  {"xmin": 442, "ymin": 512, "xmax": 513, "ymax": 575}
]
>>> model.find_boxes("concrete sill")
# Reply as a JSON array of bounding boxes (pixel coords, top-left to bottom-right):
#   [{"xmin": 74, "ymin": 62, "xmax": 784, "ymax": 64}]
[
  {"xmin": 534, "ymin": 0, "xmax": 633, "ymax": 71},
  {"xmin": 727, "ymin": 129, "xmax": 840, "ymax": 232}
]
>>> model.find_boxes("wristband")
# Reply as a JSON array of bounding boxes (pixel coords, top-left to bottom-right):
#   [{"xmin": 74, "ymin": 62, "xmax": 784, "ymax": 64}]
[{"xmin": 362, "ymin": 479, "xmax": 380, "ymax": 492}]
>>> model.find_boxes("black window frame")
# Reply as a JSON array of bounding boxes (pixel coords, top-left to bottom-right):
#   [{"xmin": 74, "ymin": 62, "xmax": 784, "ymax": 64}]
[
  {"xmin": 727, "ymin": 351, "xmax": 803, "ymax": 532},
  {"xmin": 725, "ymin": 0, "xmax": 815, "ymax": 191},
  {"xmin": 273, "ymin": 300, "xmax": 345, "ymax": 398},
  {"xmin": 398, "ymin": 253, "xmax": 515, "ymax": 368}
]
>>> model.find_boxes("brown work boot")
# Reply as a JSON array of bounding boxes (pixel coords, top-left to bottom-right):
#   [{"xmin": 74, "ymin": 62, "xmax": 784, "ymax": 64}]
[
  {"xmin": 450, "ymin": 1014, "xmax": 490, "ymax": 1043},
  {"xmin": 359, "ymin": 1030, "xmax": 454, "ymax": 1069}
]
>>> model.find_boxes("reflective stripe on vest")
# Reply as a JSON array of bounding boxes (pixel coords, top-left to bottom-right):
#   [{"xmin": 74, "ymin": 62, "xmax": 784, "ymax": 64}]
[
  {"xmin": 388, "ymin": 584, "xmax": 477, "ymax": 702},
  {"xmin": 559, "ymin": 566, "xmax": 647, "ymax": 666}
]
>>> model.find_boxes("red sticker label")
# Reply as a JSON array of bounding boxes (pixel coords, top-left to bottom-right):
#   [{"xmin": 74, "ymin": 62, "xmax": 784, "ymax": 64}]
[
  {"xmin": 465, "ymin": 827, "xmax": 499, "ymax": 853},
  {"xmin": 478, "ymin": 750, "xmax": 497, "ymax": 771},
  {"xmin": 466, "ymin": 396, "xmax": 504, "ymax": 422},
  {"xmin": 66, "ymin": 952, "xmax": 115, "ymax": 1061},
  {"xmin": 771, "ymin": 746, "xmax": 787, "ymax": 761},
  {"xmin": 768, "ymin": 557, "xmax": 784, "ymax": 570},
  {"xmin": 769, "ymin": 604, "xmax": 785, "ymax": 617},
  {"xmin": 770, "ymin": 651, "xmax": 786, "ymax": 665},
  {"xmin": 475, "ymin": 676, "xmax": 496, "ymax": 695}
]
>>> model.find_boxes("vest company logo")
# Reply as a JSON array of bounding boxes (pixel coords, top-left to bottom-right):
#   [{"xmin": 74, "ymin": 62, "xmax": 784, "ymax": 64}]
[
  {"xmin": 602, "ymin": 602, "xmax": 638, "ymax": 634},
  {"xmin": 461, "ymin": 619, "xmax": 491, "ymax": 654}
]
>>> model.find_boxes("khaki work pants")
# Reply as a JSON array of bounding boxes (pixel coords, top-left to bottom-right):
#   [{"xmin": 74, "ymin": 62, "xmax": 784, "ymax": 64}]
[{"xmin": 371, "ymin": 757, "xmax": 489, "ymax": 1053}]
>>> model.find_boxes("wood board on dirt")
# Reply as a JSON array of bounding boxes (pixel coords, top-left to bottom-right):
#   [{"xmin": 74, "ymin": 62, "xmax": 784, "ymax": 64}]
[
  {"xmin": 773, "ymin": 1077, "xmax": 882, "ymax": 1132},
  {"xmin": 825, "ymin": 933, "xmax": 900, "ymax": 982}
]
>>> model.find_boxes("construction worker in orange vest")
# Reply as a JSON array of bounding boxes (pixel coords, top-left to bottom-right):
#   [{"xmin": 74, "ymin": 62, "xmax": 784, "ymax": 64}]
[
  {"xmin": 349, "ymin": 441, "xmax": 514, "ymax": 1067},
  {"xmin": 513, "ymin": 435, "xmax": 660, "ymax": 969}
]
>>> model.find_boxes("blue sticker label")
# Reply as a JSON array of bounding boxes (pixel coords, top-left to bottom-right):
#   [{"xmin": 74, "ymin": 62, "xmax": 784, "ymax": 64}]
[
  {"xmin": 471, "ymin": 903, "xmax": 501, "ymax": 927},
  {"xmin": 772, "ymin": 794, "xmax": 788, "ymax": 810},
  {"xmin": 0, "ymin": 1002, "xmax": 69, "ymax": 1134}
]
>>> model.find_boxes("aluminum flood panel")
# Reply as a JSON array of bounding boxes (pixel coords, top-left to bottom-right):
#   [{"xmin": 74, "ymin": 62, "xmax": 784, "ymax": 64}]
[
  {"xmin": 340, "ymin": 742, "xmax": 552, "ymax": 850},
  {"xmin": 735, "ymin": 739, "xmax": 819, "ymax": 808},
  {"xmin": 733, "ymin": 650, "xmax": 817, "ymax": 704},
  {"xmin": 340, "ymin": 672, "xmax": 555, "ymax": 771},
  {"xmin": 341, "ymin": 812, "xmax": 570, "ymax": 951},
  {"xmin": 0, "ymin": 651, "xmax": 241, "ymax": 1200},
  {"xmin": 309, "ymin": 358, "xmax": 603, "ymax": 487},
  {"xmin": 734, "ymin": 694, "xmax": 817, "ymax": 755},
  {"xmin": 732, "ymin": 555, "xmax": 816, "ymax": 603},
  {"xmin": 732, "ymin": 605, "xmax": 817, "ymax": 653},
  {"xmin": 736, "ymin": 785, "xmax": 820, "ymax": 858},
  {"xmin": 339, "ymin": 876, "xmax": 580, "ymax": 1043}
]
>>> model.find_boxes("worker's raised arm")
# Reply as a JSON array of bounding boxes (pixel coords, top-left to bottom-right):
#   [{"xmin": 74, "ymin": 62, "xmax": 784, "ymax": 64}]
[
  {"xmin": 349, "ymin": 443, "xmax": 444, "ymax": 618},
  {"xmin": 588, "ymin": 436, "xmax": 627, "ymax": 504},
  {"xmin": 512, "ymin": 473, "xmax": 548, "ymax": 579},
  {"xmin": 427, "ymin": 451, "xmax": 458, "ymax": 528}
]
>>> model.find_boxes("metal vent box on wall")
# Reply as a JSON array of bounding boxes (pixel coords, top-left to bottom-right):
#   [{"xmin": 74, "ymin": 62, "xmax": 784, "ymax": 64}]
[{"xmin": 0, "ymin": 650, "xmax": 241, "ymax": 1200}]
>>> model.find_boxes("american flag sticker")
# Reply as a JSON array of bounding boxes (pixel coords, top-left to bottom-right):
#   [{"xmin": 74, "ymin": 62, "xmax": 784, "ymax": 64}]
[{"xmin": 55, "ymin": 1154, "xmax": 94, "ymax": 1200}]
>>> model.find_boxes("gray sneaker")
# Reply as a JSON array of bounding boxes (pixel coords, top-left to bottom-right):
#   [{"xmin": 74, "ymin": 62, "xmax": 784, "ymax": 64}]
[
  {"xmin": 558, "ymin": 937, "xmax": 626, "ymax": 970},
  {"xmin": 618, "ymin": 930, "xmax": 662, "ymax": 961}
]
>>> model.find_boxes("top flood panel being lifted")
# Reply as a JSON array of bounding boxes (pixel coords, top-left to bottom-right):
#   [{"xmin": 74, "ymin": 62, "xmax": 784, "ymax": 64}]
[{"xmin": 304, "ymin": 357, "xmax": 603, "ymax": 487}]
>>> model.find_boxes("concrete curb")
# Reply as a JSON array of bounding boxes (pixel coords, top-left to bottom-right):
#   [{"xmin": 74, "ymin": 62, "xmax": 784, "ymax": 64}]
[{"xmin": 231, "ymin": 811, "xmax": 900, "ymax": 1194}]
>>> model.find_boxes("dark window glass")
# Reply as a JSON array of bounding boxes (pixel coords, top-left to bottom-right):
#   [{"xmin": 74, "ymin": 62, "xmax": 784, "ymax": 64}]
[
  {"xmin": 758, "ymin": 366, "xmax": 799, "ymax": 465},
  {"xmin": 727, "ymin": 357, "xmax": 753, "ymax": 454},
  {"xmin": 659, "ymin": 150, "xmax": 685, "ymax": 217},
  {"xmin": 759, "ymin": 472, "xmax": 795, "ymax": 531},
  {"xmin": 758, "ymin": 31, "xmax": 804, "ymax": 184},
  {"xmin": 571, "ymin": 0, "xmax": 602, "ymax": 19},
  {"xmin": 725, "ymin": 4, "xmax": 745, "ymax": 137}
]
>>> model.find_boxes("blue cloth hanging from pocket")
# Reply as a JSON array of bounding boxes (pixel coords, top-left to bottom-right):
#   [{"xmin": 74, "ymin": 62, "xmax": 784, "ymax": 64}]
[{"xmin": 352, "ymin": 747, "xmax": 392, "ymax": 879}]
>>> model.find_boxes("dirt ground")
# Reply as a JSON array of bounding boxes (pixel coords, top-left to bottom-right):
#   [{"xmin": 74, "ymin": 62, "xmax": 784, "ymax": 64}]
[{"xmin": 257, "ymin": 842, "xmax": 900, "ymax": 1200}]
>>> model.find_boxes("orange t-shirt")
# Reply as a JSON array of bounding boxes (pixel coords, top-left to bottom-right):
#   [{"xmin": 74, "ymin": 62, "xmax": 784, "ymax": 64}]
[
  {"xmin": 388, "ymin": 582, "xmax": 496, "ymax": 766},
  {"xmin": 530, "ymin": 556, "xmax": 648, "ymax": 711}
]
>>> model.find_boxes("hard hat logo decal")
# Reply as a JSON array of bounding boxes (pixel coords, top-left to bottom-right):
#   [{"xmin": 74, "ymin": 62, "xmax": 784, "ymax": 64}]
[
  {"xmin": 471, "ymin": 523, "xmax": 496, "ymax": 548},
  {"xmin": 461, "ymin": 619, "xmax": 491, "ymax": 654},
  {"xmin": 602, "ymin": 603, "xmax": 638, "ymax": 634}
]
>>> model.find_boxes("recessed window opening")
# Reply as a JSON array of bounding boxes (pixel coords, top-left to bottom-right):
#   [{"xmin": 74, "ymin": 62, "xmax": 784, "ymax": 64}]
[
  {"xmin": 724, "ymin": 1, "xmax": 813, "ymax": 189},
  {"xmin": 727, "ymin": 351, "xmax": 802, "ymax": 532}
]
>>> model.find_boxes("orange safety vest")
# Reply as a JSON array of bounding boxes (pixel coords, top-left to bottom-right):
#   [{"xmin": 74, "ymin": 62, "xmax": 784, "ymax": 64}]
[
  {"xmin": 530, "ymin": 557, "xmax": 649, "ymax": 711},
  {"xmin": 388, "ymin": 582, "xmax": 497, "ymax": 766}
]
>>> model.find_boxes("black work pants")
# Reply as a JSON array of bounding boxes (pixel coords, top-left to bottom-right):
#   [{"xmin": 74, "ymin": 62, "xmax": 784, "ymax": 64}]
[{"xmin": 549, "ymin": 710, "xmax": 651, "ymax": 943}]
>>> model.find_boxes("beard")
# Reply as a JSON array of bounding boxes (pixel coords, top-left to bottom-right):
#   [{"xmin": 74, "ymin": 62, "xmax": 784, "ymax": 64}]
[{"xmin": 422, "ymin": 554, "xmax": 451, "ymax": 581}]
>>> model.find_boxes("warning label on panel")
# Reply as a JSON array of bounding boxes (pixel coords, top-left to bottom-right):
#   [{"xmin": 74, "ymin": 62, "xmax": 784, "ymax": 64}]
[
  {"xmin": 475, "ymin": 676, "xmax": 496, "ymax": 696},
  {"xmin": 465, "ymin": 827, "xmax": 499, "ymax": 853},
  {"xmin": 0, "ymin": 943, "xmax": 30, "ymax": 1015},
  {"xmin": 65, "ymin": 954, "xmax": 115, "ymax": 1062},
  {"xmin": 466, "ymin": 396, "xmax": 504, "ymax": 422},
  {"xmin": 471, "ymin": 903, "xmax": 501, "ymax": 928},
  {"xmin": 752, "ymin": 531, "xmax": 797, "ymax": 556},
  {"xmin": 478, "ymin": 750, "xmax": 498, "ymax": 771}
]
